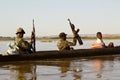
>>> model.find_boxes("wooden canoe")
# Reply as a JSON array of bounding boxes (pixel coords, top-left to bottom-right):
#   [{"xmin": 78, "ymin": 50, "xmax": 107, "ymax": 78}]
[{"xmin": 0, "ymin": 47, "xmax": 120, "ymax": 62}]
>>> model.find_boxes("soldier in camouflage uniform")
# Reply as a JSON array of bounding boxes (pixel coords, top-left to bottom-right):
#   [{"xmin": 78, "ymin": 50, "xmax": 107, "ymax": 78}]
[
  {"xmin": 57, "ymin": 32, "xmax": 77, "ymax": 51},
  {"xmin": 15, "ymin": 27, "xmax": 32, "ymax": 54}
]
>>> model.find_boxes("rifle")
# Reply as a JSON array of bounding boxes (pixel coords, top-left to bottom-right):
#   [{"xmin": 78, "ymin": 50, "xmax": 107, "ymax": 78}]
[
  {"xmin": 31, "ymin": 19, "xmax": 36, "ymax": 52},
  {"xmin": 68, "ymin": 18, "xmax": 83, "ymax": 45}
]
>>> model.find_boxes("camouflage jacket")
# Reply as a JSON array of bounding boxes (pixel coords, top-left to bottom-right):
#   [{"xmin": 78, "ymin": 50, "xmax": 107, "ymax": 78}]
[
  {"xmin": 57, "ymin": 37, "xmax": 77, "ymax": 51},
  {"xmin": 14, "ymin": 37, "xmax": 31, "ymax": 53}
]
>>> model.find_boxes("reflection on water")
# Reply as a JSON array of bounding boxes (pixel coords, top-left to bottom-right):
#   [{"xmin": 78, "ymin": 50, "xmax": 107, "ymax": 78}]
[
  {"xmin": 70, "ymin": 60, "xmax": 82, "ymax": 80},
  {"xmin": 59, "ymin": 61, "xmax": 70, "ymax": 78},
  {"xmin": 0, "ymin": 62, "xmax": 36, "ymax": 80},
  {"xmin": 0, "ymin": 55, "xmax": 120, "ymax": 80},
  {"xmin": 10, "ymin": 64, "xmax": 36, "ymax": 80},
  {"xmin": 58, "ymin": 60, "xmax": 82, "ymax": 80},
  {"xmin": 91, "ymin": 58, "xmax": 103, "ymax": 78}
]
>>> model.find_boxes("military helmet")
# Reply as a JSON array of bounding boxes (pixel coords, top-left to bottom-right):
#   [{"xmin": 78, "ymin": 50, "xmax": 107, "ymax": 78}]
[
  {"xmin": 16, "ymin": 27, "xmax": 25, "ymax": 34},
  {"xmin": 59, "ymin": 32, "xmax": 67, "ymax": 38}
]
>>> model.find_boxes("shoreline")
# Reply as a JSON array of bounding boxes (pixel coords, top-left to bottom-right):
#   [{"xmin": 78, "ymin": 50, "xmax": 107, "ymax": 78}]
[{"xmin": 0, "ymin": 36, "xmax": 120, "ymax": 42}]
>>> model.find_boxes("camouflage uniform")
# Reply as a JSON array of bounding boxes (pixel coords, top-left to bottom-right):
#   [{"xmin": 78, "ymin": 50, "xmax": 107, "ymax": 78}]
[
  {"xmin": 14, "ymin": 37, "xmax": 31, "ymax": 53},
  {"xmin": 15, "ymin": 28, "xmax": 32, "ymax": 54},
  {"xmin": 57, "ymin": 32, "xmax": 77, "ymax": 51}
]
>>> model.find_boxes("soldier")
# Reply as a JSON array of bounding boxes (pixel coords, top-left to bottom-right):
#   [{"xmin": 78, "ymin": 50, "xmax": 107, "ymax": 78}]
[
  {"xmin": 57, "ymin": 32, "xmax": 77, "ymax": 51},
  {"xmin": 14, "ymin": 27, "xmax": 32, "ymax": 54}
]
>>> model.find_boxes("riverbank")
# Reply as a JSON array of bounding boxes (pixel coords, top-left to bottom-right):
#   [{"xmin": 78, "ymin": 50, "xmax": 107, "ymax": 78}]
[{"xmin": 0, "ymin": 35, "xmax": 120, "ymax": 42}]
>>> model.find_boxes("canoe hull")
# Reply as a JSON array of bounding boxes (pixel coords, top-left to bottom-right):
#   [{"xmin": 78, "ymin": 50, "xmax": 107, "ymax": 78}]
[{"xmin": 1, "ymin": 47, "xmax": 120, "ymax": 62}]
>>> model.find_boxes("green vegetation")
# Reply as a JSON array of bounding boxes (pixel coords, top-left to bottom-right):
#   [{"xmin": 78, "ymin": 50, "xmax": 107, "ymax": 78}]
[
  {"xmin": 0, "ymin": 35, "xmax": 120, "ymax": 42},
  {"xmin": 0, "ymin": 36, "xmax": 14, "ymax": 41}
]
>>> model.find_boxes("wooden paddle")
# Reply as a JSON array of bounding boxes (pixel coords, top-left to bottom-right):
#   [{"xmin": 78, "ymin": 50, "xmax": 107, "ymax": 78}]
[
  {"xmin": 68, "ymin": 18, "xmax": 83, "ymax": 45},
  {"xmin": 31, "ymin": 19, "xmax": 36, "ymax": 52}
]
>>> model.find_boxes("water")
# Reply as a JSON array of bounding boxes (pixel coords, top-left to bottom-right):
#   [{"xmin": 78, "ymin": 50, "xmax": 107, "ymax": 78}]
[{"xmin": 0, "ymin": 39, "xmax": 120, "ymax": 80}]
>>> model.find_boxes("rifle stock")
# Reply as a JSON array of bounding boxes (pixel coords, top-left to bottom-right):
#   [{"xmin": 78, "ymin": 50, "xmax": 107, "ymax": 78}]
[{"xmin": 68, "ymin": 19, "xmax": 83, "ymax": 45}]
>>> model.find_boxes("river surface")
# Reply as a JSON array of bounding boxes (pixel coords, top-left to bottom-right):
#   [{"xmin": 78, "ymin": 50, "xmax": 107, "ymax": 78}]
[{"xmin": 0, "ymin": 39, "xmax": 120, "ymax": 80}]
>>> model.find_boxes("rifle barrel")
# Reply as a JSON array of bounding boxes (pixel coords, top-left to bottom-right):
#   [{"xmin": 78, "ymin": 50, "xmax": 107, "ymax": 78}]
[
  {"xmin": 68, "ymin": 19, "xmax": 83, "ymax": 45},
  {"xmin": 32, "ymin": 19, "xmax": 36, "ymax": 52}
]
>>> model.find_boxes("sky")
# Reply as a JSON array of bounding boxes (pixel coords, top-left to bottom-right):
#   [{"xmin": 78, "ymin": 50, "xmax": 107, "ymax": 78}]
[{"xmin": 0, "ymin": 0, "xmax": 120, "ymax": 37}]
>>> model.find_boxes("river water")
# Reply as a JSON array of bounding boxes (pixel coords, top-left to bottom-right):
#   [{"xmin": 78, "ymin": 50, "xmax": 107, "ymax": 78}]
[{"xmin": 0, "ymin": 39, "xmax": 120, "ymax": 80}]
